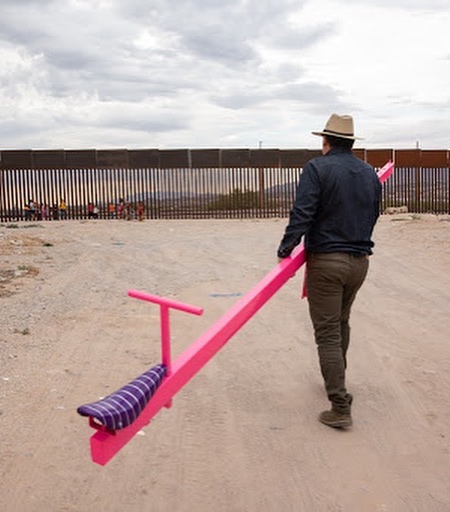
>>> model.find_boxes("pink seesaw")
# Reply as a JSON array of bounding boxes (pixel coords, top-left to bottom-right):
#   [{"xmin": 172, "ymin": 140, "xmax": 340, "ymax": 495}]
[{"xmin": 78, "ymin": 160, "xmax": 394, "ymax": 465}]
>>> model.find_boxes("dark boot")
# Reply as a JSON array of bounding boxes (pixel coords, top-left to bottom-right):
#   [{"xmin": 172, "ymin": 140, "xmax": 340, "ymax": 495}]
[{"xmin": 319, "ymin": 410, "xmax": 352, "ymax": 428}]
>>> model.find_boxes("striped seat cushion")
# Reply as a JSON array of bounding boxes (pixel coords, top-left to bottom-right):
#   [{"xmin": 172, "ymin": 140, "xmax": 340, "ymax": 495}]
[{"xmin": 77, "ymin": 364, "xmax": 167, "ymax": 431}]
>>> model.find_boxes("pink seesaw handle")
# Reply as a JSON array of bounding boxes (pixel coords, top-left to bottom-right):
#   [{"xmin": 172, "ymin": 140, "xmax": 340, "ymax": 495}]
[
  {"xmin": 127, "ymin": 289, "xmax": 204, "ymax": 380},
  {"xmin": 127, "ymin": 289, "xmax": 204, "ymax": 316}
]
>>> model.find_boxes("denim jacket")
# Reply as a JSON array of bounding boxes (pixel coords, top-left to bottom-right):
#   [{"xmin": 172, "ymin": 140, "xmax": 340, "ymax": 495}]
[{"xmin": 277, "ymin": 148, "xmax": 382, "ymax": 258}]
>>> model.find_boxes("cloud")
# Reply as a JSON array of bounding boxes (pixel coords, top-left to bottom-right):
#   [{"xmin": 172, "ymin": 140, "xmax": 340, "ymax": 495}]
[
  {"xmin": 0, "ymin": 0, "xmax": 328, "ymax": 104},
  {"xmin": 180, "ymin": 24, "xmax": 257, "ymax": 67},
  {"xmin": 210, "ymin": 80, "xmax": 347, "ymax": 114},
  {"xmin": 116, "ymin": 0, "xmax": 325, "ymax": 68},
  {"xmin": 91, "ymin": 103, "xmax": 190, "ymax": 134},
  {"xmin": 0, "ymin": 0, "xmax": 448, "ymax": 149},
  {"xmin": 332, "ymin": 0, "xmax": 449, "ymax": 9},
  {"xmin": 277, "ymin": 82, "xmax": 343, "ymax": 104}
]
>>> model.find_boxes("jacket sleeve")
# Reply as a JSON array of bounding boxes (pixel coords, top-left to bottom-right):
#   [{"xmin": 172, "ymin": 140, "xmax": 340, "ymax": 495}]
[{"xmin": 277, "ymin": 162, "xmax": 321, "ymax": 258}]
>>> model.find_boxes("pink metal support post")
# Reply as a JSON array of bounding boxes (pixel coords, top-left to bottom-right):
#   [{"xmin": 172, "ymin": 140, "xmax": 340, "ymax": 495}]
[
  {"xmin": 83, "ymin": 161, "xmax": 394, "ymax": 465},
  {"xmin": 127, "ymin": 290, "xmax": 204, "ymax": 379}
]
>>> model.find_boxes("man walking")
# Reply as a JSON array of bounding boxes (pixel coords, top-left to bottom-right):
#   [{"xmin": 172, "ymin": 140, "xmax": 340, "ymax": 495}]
[{"xmin": 277, "ymin": 114, "xmax": 381, "ymax": 428}]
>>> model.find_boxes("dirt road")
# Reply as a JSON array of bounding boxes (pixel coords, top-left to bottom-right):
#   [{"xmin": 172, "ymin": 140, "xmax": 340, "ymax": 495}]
[{"xmin": 1, "ymin": 215, "xmax": 449, "ymax": 511}]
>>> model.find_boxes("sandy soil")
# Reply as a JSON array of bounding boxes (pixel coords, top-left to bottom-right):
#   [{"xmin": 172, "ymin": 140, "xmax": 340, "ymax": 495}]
[{"xmin": 1, "ymin": 214, "xmax": 449, "ymax": 512}]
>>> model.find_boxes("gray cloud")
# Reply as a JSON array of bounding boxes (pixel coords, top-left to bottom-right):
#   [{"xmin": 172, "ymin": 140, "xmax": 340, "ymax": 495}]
[
  {"xmin": 269, "ymin": 22, "xmax": 336, "ymax": 50},
  {"xmin": 332, "ymin": 0, "xmax": 449, "ymax": 9},
  {"xmin": 0, "ymin": 0, "xmax": 329, "ymax": 104},
  {"xmin": 210, "ymin": 80, "xmax": 346, "ymax": 112},
  {"xmin": 180, "ymin": 24, "xmax": 257, "ymax": 67},
  {"xmin": 91, "ymin": 104, "xmax": 190, "ymax": 134},
  {"xmin": 277, "ymin": 82, "xmax": 342, "ymax": 103},
  {"xmin": 210, "ymin": 89, "xmax": 271, "ymax": 110},
  {"xmin": 115, "ymin": 0, "xmax": 320, "ymax": 68},
  {"xmin": 0, "ymin": 0, "xmax": 448, "ymax": 149}
]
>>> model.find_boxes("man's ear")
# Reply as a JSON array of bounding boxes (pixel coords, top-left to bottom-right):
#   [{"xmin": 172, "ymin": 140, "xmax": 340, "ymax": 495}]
[{"xmin": 322, "ymin": 136, "xmax": 330, "ymax": 155}]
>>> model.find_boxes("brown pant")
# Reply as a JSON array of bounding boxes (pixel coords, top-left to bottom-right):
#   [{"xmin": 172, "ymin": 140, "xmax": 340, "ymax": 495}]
[{"xmin": 306, "ymin": 252, "xmax": 369, "ymax": 414}]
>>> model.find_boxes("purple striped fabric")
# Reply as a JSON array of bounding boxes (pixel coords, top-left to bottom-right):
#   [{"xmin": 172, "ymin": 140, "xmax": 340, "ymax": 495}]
[{"xmin": 77, "ymin": 364, "xmax": 167, "ymax": 431}]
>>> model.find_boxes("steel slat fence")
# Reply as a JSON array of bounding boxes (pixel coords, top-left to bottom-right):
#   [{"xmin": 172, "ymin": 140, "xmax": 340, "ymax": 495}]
[{"xmin": 1, "ymin": 148, "xmax": 449, "ymax": 222}]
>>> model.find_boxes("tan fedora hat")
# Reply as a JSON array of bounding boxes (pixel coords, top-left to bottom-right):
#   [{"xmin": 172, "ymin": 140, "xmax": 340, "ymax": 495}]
[{"xmin": 312, "ymin": 113, "xmax": 363, "ymax": 140}]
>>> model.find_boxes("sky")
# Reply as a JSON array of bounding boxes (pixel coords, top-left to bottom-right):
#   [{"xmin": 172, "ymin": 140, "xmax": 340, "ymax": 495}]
[{"xmin": 0, "ymin": 0, "xmax": 449, "ymax": 151}]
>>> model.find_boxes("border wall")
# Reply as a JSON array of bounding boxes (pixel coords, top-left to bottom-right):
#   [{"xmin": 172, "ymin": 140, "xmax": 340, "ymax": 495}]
[{"xmin": 1, "ymin": 148, "xmax": 449, "ymax": 221}]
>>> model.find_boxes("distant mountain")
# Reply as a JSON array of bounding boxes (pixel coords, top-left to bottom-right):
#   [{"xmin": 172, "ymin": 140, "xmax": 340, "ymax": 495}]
[{"xmin": 125, "ymin": 191, "xmax": 219, "ymax": 202}]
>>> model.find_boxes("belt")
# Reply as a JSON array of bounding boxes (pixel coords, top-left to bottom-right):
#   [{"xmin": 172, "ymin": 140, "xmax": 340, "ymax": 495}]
[{"xmin": 308, "ymin": 252, "xmax": 369, "ymax": 260}]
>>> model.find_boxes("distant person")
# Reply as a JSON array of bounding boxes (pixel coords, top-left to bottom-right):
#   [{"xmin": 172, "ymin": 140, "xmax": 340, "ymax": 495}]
[
  {"xmin": 41, "ymin": 203, "xmax": 49, "ymax": 221},
  {"xmin": 28, "ymin": 199, "xmax": 36, "ymax": 221},
  {"xmin": 59, "ymin": 198, "xmax": 67, "ymax": 219},
  {"xmin": 125, "ymin": 202, "xmax": 131, "ymax": 221},
  {"xmin": 117, "ymin": 199, "xmax": 125, "ymax": 220},
  {"xmin": 108, "ymin": 203, "xmax": 116, "ymax": 219},
  {"xmin": 87, "ymin": 203, "xmax": 99, "ymax": 219},
  {"xmin": 277, "ymin": 114, "xmax": 381, "ymax": 429},
  {"xmin": 138, "ymin": 202, "xmax": 145, "ymax": 221},
  {"xmin": 24, "ymin": 203, "xmax": 31, "ymax": 221}
]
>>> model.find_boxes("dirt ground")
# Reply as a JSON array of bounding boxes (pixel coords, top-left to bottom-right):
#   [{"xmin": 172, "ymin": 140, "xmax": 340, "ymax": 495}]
[{"xmin": 1, "ymin": 214, "xmax": 449, "ymax": 512}]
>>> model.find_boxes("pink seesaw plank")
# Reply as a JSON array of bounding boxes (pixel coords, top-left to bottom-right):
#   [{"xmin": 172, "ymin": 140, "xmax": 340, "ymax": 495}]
[
  {"xmin": 89, "ymin": 245, "xmax": 306, "ymax": 465},
  {"xmin": 87, "ymin": 160, "xmax": 394, "ymax": 465},
  {"xmin": 377, "ymin": 160, "xmax": 394, "ymax": 183}
]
